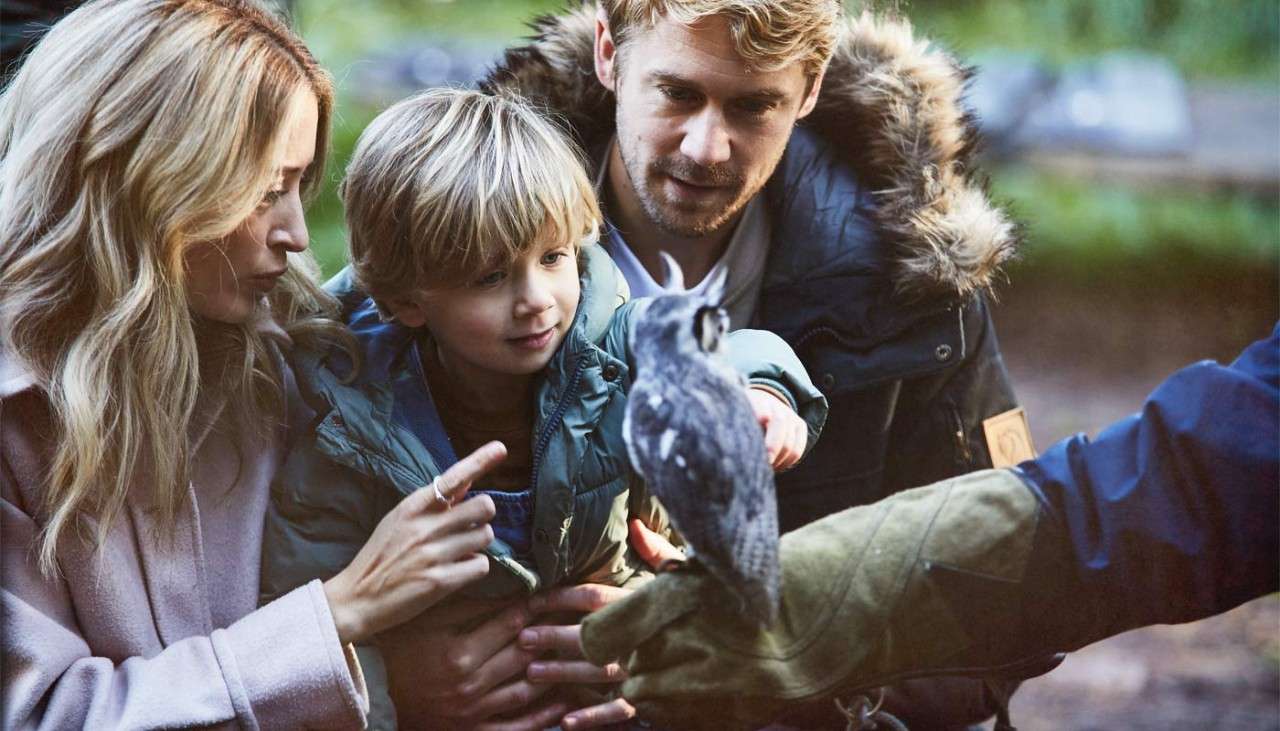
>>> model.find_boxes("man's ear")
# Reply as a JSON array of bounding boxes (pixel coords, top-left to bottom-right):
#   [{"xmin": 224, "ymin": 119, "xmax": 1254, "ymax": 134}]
[
  {"xmin": 384, "ymin": 294, "xmax": 428, "ymax": 328},
  {"xmin": 594, "ymin": 3, "xmax": 618, "ymax": 92},
  {"xmin": 795, "ymin": 65, "xmax": 827, "ymax": 120}
]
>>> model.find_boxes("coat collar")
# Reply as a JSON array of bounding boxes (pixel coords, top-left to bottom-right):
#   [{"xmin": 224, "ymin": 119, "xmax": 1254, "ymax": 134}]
[{"xmin": 482, "ymin": 6, "xmax": 1019, "ymax": 301}]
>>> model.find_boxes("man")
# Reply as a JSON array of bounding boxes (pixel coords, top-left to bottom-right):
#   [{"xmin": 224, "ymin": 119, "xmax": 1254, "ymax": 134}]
[
  {"xmin": 483, "ymin": 1, "xmax": 1024, "ymax": 726},
  {"xmin": 484, "ymin": 0, "xmax": 1020, "ymax": 537},
  {"xmin": 580, "ymin": 324, "xmax": 1280, "ymax": 729}
]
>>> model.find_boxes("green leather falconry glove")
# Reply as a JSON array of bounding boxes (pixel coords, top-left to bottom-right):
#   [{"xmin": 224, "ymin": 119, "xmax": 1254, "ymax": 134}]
[{"xmin": 580, "ymin": 469, "xmax": 1051, "ymax": 729}]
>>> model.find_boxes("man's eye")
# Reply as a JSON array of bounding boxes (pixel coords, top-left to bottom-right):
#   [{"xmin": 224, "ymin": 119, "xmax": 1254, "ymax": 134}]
[
  {"xmin": 473, "ymin": 270, "xmax": 505, "ymax": 287},
  {"xmin": 660, "ymin": 86, "xmax": 697, "ymax": 103},
  {"xmin": 736, "ymin": 100, "xmax": 775, "ymax": 117}
]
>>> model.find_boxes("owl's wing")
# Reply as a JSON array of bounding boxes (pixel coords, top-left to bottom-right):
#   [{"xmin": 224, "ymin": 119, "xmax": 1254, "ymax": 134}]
[{"xmin": 624, "ymin": 368, "xmax": 781, "ymax": 623}]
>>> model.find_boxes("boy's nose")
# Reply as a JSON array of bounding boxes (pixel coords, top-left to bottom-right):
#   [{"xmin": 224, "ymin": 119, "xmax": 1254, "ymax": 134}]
[{"xmin": 514, "ymin": 282, "xmax": 555, "ymax": 318}]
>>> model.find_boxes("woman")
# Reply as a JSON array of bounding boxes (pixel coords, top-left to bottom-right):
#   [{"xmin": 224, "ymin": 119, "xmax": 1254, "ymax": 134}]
[{"xmin": 0, "ymin": 1, "xmax": 502, "ymax": 727}]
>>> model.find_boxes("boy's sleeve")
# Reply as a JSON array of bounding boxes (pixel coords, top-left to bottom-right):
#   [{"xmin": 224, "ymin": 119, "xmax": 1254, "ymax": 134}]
[
  {"xmin": 612, "ymin": 304, "xmax": 828, "ymax": 461},
  {"xmin": 725, "ymin": 328, "xmax": 829, "ymax": 459}
]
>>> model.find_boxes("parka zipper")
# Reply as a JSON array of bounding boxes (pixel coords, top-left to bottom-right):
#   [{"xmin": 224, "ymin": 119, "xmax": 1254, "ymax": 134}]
[{"xmin": 527, "ymin": 355, "xmax": 589, "ymax": 499}]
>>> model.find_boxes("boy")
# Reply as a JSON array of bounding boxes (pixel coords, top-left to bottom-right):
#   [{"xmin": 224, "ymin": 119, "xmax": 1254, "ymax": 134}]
[{"xmin": 261, "ymin": 89, "xmax": 827, "ymax": 727}]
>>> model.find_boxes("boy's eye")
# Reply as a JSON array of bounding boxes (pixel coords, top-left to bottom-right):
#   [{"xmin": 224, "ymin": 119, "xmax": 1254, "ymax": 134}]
[
  {"xmin": 540, "ymin": 251, "xmax": 568, "ymax": 266},
  {"xmin": 472, "ymin": 270, "xmax": 505, "ymax": 287}
]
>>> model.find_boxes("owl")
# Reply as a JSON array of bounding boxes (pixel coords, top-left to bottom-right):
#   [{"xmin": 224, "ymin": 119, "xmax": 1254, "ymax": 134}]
[{"xmin": 623, "ymin": 254, "xmax": 780, "ymax": 625}]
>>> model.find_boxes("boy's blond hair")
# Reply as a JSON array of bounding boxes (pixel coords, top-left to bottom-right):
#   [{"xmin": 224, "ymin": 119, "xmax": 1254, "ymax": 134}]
[
  {"xmin": 601, "ymin": 0, "xmax": 842, "ymax": 77},
  {"xmin": 343, "ymin": 89, "xmax": 601, "ymax": 305}
]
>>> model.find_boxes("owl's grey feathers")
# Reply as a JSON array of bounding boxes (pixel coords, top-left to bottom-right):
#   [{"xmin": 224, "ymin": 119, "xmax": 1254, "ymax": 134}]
[{"xmin": 624, "ymin": 291, "xmax": 780, "ymax": 625}]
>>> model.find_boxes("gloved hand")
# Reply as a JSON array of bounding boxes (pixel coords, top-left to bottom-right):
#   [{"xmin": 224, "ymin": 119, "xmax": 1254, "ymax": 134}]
[{"xmin": 580, "ymin": 469, "xmax": 1045, "ymax": 728}]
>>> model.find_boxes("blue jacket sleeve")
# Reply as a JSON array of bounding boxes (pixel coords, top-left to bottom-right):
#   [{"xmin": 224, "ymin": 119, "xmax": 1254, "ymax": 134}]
[{"xmin": 1016, "ymin": 324, "xmax": 1279, "ymax": 642}]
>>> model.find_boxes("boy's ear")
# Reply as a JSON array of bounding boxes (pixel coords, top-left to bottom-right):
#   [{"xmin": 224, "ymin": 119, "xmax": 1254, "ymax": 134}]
[{"xmin": 384, "ymin": 295, "xmax": 428, "ymax": 328}]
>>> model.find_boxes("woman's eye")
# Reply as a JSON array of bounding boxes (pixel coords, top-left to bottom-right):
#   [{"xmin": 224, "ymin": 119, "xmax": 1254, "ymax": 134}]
[
  {"xmin": 258, "ymin": 188, "xmax": 286, "ymax": 208},
  {"xmin": 473, "ymin": 270, "xmax": 505, "ymax": 287}
]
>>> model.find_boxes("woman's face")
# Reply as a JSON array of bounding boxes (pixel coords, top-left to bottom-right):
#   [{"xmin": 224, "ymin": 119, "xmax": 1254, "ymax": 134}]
[{"xmin": 184, "ymin": 90, "xmax": 319, "ymax": 324}]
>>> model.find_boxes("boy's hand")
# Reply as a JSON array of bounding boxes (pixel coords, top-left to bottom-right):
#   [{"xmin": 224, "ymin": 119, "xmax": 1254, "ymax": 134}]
[{"xmin": 746, "ymin": 385, "xmax": 807, "ymax": 471}]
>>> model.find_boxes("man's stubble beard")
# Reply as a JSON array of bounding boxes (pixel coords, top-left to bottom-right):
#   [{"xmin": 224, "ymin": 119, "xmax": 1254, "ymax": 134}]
[{"xmin": 615, "ymin": 114, "xmax": 760, "ymax": 240}]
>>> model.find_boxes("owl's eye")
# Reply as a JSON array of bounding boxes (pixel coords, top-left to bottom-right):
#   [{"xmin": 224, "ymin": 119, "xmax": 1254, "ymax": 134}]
[{"xmin": 694, "ymin": 305, "xmax": 724, "ymax": 353}]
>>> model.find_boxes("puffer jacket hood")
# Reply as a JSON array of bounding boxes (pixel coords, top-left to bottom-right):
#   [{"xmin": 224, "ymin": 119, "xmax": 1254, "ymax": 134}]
[{"xmin": 482, "ymin": 5, "xmax": 1019, "ymax": 300}]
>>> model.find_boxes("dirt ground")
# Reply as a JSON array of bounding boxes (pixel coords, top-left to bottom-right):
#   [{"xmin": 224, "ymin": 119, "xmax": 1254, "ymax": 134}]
[{"xmin": 983, "ymin": 259, "xmax": 1279, "ymax": 730}]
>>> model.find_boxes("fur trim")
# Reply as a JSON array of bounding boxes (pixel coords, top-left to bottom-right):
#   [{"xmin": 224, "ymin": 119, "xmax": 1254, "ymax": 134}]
[{"xmin": 483, "ymin": 5, "xmax": 1020, "ymax": 299}]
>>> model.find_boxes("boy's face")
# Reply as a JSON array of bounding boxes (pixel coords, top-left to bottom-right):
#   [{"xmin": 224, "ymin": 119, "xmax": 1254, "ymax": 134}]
[{"xmin": 393, "ymin": 237, "xmax": 581, "ymax": 381}]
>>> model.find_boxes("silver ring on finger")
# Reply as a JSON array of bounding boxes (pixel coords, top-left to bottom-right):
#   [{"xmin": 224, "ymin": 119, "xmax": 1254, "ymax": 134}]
[{"xmin": 431, "ymin": 476, "xmax": 451, "ymax": 510}]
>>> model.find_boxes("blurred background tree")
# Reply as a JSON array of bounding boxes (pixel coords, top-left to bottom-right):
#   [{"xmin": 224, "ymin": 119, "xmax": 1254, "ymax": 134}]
[{"xmin": 286, "ymin": 0, "xmax": 1277, "ymax": 290}]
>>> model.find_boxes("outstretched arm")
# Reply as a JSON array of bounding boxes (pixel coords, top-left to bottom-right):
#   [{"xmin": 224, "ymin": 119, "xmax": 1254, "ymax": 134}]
[{"xmin": 576, "ymin": 326, "xmax": 1280, "ymax": 728}]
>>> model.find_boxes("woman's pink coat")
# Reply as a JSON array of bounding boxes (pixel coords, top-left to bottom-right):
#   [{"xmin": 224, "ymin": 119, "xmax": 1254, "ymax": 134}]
[{"xmin": 0, "ymin": 347, "xmax": 369, "ymax": 729}]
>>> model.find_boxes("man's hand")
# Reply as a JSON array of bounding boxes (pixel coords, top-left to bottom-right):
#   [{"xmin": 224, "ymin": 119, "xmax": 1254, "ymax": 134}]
[
  {"xmin": 379, "ymin": 598, "xmax": 569, "ymax": 731},
  {"xmin": 746, "ymin": 386, "xmax": 808, "ymax": 471},
  {"xmin": 520, "ymin": 584, "xmax": 637, "ymax": 730}
]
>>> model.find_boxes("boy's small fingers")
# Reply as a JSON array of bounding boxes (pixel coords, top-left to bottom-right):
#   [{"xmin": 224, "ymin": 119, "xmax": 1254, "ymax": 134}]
[{"xmin": 628, "ymin": 519, "xmax": 683, "ymax": 568}]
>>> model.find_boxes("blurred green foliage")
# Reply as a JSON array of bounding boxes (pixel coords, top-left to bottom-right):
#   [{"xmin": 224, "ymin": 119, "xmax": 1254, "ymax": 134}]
[
  {"xmin": 993, "ymin": 168, "xmax": 1280, "ymax": 271},
  {"xmin": 903, "ymin": 0, "xmax": 1279, "ymax": 81},
  {"xmin": 293, "ymin": 0, "xmax": 1279, "ymax": 279}
]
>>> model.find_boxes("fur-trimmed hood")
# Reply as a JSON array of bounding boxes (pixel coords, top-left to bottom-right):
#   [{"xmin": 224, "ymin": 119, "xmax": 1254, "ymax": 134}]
[{"xmin": 483, "ymin": 5, "xmax": 1018, "ymax": 299}]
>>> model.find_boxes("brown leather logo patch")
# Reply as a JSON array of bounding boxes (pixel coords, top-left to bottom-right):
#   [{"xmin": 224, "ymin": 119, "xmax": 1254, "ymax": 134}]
[{"xmin": 983, "ymin": 407, "xmax": 1036, "ymax": 468}]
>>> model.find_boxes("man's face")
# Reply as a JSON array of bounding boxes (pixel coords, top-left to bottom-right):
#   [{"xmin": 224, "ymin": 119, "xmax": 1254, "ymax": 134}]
[{"xmin": 597, "ymin": 11, "xmax": 823, "ymax": 239}]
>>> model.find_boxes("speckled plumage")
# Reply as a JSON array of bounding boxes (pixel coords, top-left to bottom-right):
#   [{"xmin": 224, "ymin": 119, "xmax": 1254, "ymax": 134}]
[{"xmin": 624, "ymin": 291, "xmax": 780, "ymax": 625}]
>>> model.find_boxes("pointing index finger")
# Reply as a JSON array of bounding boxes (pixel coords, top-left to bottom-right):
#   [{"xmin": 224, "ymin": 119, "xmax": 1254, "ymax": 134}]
[{"xmin": 437, "ymin": 441, "xmax": 508, "ymax": 501}]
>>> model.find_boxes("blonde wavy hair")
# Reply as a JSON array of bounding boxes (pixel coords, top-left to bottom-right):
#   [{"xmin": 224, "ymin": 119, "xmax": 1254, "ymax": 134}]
[
  {"xmin": 0, "ymin": 0, "xmax": 343, "ymax": 575},
  {"xmin": 600, "ymin": 0, "xmax": 842, "ymax": 77},
  {"xmin": 343, "ymin": 89, "xmax": 601, "ymax": 309}
]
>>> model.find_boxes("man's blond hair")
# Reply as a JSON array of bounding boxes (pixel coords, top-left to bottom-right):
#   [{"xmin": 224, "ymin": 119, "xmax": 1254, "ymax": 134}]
[
  {"xmin": 601, "ymin": 0, "xmax": 842, "ymax": 77},
  {"xmin": 343, "ymin": 89, "xmax": 601, "ymax": 306}
]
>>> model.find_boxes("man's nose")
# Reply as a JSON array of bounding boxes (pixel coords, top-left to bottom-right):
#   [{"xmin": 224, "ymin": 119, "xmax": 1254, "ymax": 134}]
[{"xmin": 679, "ymin": 107, "xmax": 731, "ymax": 167}]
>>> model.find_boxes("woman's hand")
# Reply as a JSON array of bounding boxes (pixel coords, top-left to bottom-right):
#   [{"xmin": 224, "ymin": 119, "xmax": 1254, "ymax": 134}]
[
  {"xmin": 323, "ymin": 441, "xmax": 506, "ymax": 644},
  {"xmin": 746, "ymin": 385, "xmax": 808, "ymax": 471}
]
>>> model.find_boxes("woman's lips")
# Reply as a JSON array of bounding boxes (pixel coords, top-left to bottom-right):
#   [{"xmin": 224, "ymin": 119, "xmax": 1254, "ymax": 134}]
[
  {"xmin": 245, "ymin": 269, "xmax": 286, "ymax": 292},
  {"xmin": 508, "ymin": 326, "xmax": 556, "ymax": 351}
]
